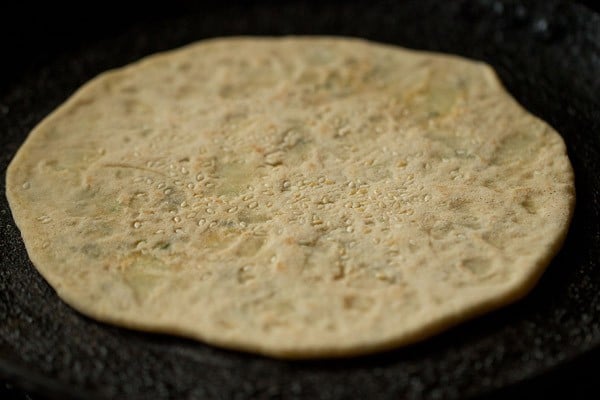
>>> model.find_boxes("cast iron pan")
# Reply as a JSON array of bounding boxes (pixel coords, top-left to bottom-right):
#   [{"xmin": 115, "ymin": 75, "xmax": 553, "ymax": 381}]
[{"xmin": 1, "ymin": 1, "xmax": 599, "ymax": 398}]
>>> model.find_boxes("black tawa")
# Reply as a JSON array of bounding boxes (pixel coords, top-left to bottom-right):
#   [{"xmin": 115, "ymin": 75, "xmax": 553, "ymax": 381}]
[{"xmin": 1, "ymin": 1, "xmax": 600, "ymax": 399}]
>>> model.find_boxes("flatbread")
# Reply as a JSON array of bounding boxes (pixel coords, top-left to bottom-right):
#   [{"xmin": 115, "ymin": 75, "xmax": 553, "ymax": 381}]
[{"xmin": 5, "ymin": 37, "xmax": 575, "ymax": 358}]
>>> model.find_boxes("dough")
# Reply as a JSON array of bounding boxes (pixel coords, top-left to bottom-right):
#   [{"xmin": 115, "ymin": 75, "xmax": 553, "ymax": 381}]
[{"xmin": 6, "ymin": 37, "xmax": 575, "ymax": 358}]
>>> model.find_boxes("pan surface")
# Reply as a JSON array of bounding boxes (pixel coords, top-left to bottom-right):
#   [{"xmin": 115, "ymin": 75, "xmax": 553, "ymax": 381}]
[{"xmin": 1, "ymin": 1, "xmax": 599, "ymax": 398}]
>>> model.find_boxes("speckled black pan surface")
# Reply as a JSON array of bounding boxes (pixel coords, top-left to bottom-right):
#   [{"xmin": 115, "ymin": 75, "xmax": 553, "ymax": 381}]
[{"xmin": 1, "ymin": 1, "xmax": 599, "ymax": 399}]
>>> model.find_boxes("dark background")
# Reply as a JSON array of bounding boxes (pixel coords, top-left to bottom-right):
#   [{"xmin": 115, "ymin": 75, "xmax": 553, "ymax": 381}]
[
  {"xmin": 0, "ymin": 0, "xmax": 598, "ymax": 97},
  {"xmin": 1, "ymin": 0, "xmax": 599, "ymax": 83},
  {"xmin": 1, "ymin": 1, "xmax": 599, "ymax": 399}
]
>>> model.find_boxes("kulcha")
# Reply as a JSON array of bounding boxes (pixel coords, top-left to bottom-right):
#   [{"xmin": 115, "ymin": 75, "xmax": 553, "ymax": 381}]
[{"xmin": 6, "ymin": 37, "xmax": 575, "ymax": 358}]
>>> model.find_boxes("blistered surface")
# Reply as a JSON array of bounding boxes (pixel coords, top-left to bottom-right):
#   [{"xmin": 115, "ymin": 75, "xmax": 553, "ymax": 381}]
[{"xmin": 5, "ymin": 37, "xmax": 574, "ymax": 358}]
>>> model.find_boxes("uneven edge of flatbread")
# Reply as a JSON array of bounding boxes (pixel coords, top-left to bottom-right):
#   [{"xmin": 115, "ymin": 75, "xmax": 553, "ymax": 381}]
[{"xmin": 5, "ymin": 36, "xmax": 575, "ymax": 359}]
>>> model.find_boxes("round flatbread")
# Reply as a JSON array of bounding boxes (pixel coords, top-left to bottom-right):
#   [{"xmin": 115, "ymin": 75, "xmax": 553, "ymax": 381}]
[{"xmin": 6, "ymin": 37, "xmax": 575, "ymax": 358}]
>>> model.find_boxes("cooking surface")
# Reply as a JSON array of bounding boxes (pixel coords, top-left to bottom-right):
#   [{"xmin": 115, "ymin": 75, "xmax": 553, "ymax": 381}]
[{"xmin": 1, "ymin": 1, "xmax": 600, "ymax": 399}]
